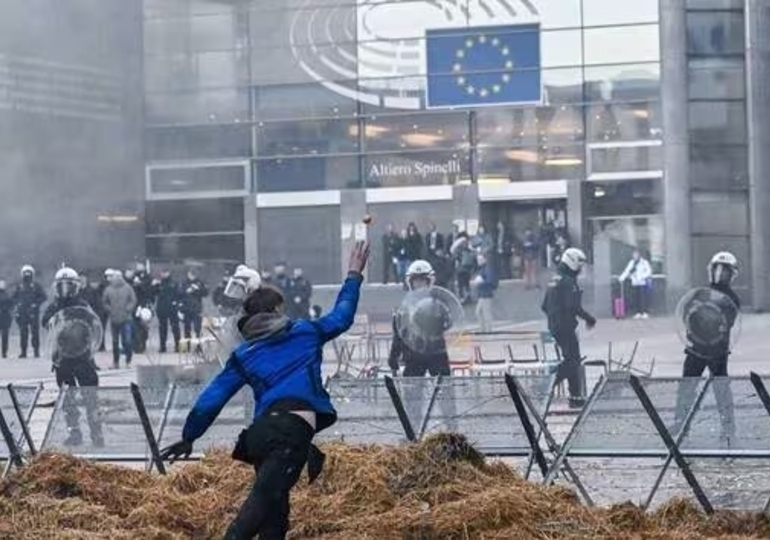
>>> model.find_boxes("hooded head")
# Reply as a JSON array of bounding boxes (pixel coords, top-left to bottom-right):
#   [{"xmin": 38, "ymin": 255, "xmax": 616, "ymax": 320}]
[
  {"xmin": 21, "ymin": 265, "xmax": 34, "ymax": 282},
  {"xmin": 238, "ymin": 286, "xmax": 290, "ymax": 341}
]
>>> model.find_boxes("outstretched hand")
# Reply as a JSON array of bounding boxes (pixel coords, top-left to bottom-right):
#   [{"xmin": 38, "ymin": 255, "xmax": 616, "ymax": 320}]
[
  {"xmin": 348, "ymin": 240, "xmax": 371, "ymax": 275},
  {"xmin": 160, "ymin": 440, "xmax": 193, "ymax": 463}
]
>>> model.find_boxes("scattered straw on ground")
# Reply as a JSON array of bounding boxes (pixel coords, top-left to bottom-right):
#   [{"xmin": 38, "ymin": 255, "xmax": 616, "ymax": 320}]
[{"xmin": 0, "ymin": 434, "xmax": 768, "ymax": 539}]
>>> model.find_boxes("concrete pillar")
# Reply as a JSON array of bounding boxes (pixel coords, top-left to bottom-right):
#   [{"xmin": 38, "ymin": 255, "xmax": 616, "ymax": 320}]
[
  {"xmin": 660, "ymin": 0, "xmax": 691, "ymax": 309},
  {"xmin": 746, "ymin": 0, "xmax": 770, "ymax": 311},
  {"xmin": 339, "ymin": 189, "xmax": 368, "ymax": 279},
  {"xmin": 452, "ymin": 183, "xmax": 480, "ymax": 226},
  {"xmin": 592, "ymin": 230, "xmax": 612, "ymax": 318},
  {"xmin": 244, "ymin": 194, "xmax": 258, "ymax": 268},
  {"xmin": 566, "ymin": 178, "xmax": 583, "ymax": 249}
]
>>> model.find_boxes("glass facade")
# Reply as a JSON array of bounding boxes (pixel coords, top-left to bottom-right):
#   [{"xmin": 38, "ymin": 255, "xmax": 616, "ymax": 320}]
[{"xmin": 143, "ymin": 0, "xmax": 663, "ymax": 266}]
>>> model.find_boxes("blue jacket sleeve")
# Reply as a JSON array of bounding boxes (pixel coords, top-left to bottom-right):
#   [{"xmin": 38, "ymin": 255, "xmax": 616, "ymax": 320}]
[
  {"xmin": 313, "ymin": 273, "xmax": 363, "ymax": 341},
  {"xmin": 181, "ymin": 357, "xmax": 245, "ymax": 443}
]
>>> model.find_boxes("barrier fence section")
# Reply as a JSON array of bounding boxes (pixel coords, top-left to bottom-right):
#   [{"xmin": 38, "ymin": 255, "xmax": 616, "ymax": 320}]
[
  {"xmin": 4, "ymin": 374, "xmax": 770, "ymax": 514},
  {"xmin": 545, "ymin": 373, "xmax": 770, "ymax": 513},
  {"xmin": 0, "ymin": 384, "xmax": 41, "ymax": 477}
]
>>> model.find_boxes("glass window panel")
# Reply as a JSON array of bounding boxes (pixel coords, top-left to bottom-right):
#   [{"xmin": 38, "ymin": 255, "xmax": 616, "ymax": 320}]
[
  {"xmin": 256, "ymin": 119, "xmax": 358, "ymax": 156},
  {"xmin": 584, "ymin": 64, "xmax": 661, "ymax": 103},
  {"xmin": 691, "ymin": 192, "xmax": 749, "ymax": 236},
  {"xmin": 257, "ymin": 155, "xmax": 359, "ymax": 191},
  {"xmin": 150, "ymin": 165, "xmax": 247, "ymax": 194},
  {"xmin": 543, "ymin": 67, "xmax": 584, "ymax": 104},
  {"xmin": 147, "ymin": 234, "xmax": 245, "ymax": 262},
  {"xmin": 583, "ymin": 179, "xmax": 663, "ymax": 217},
  {"xmin": 689, "ymin": 144, "xmax": 748, "ymax": 190},
  {"xmin": 476, "ymin": 106, "xmax": 584, "ymax": 148},
  {"xmin": 686, "ymin": 0, "xmax": 744, "ymax": 8},
  {"xmin": 688, "ymin": 101, "xmax": 746, "ymax": 144},
  {"xmin": 589, "ymin": 145, "xmax": 662, "ymax": 174},
  {"xmin": 197, "ymin": 51, "xmax": 249, "ymax": 88},
  {"xmin": 583, "ymin": 0, "xmax": 659, "ymax": 27},
  {"xmin": 541, "ymin": 29, "xmax": 582, "ymax": 68},
  {"xmin": 688, "ymin": 58, "xmax": 745, "ymax": 100},
  {"xmin": 686, "ymin": 11, "xmax": 745, "ymax": 56},
  {"xmin": 364, "ymin": 150, "xmax": 469, "ymax": 188},
  {"xmin": 146, "ymin": 126, "xmax": 252, "ymax": 161},
  {"xmin": 476, "ymin": 145, "xmax": 583, "ymax": 182},
  {"xmin": 583, "ymin": 25, "xmax": 660, "ymax": 65},
  {"xmin": 587, "ymin": 102, "xmax": 662, "ymax": 141},
  {"xmin": 145, "ymin": 89, "xmax": 250, "ymax": 125},
  {"xmin": 255, "ymin": 84, "xmax": 358, "ymax": 121},
  {"xmin": 146, "ymin": 198, "xmax": 245, "ymax": 234},
  {"xmin": 145, "ymin": 0, "xmax": 237, "ymax": 18},
  {"xmin": 190, "ymin": 14, "xmax": 237, "ymax": 51},
  {"xmin": 144, "ymin": 55, "xmax": 198, "ymax": 92},
  {"xmin": 144, "ymin": 18, "xmax": 190, "ymax": 54},
  {"xmin": 537, "ymin": 0, "xmax": 582, "ymax": 29},
  {"xmin": 363, "ymin": 112, "xmax": 469, "ymax": 152},
  {"xmin": 589, "ymin": 216, "xmax": 665, "ymax": 274}
]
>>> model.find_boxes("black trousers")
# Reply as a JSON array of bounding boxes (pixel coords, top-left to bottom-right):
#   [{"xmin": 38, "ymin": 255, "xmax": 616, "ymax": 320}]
[
  {"xmin": 55, "ymin": 357, "xmax": 102, "ymax": 438},
  {"xmin": 157, "ymin": 313, "xmax": 180, "ymax": 352},
  {"xmin": 631, "ymin": 285, "xmax": 648, "ymax": 314},
  {"xmin": 0, "ymin": 326, "xmax": 8, "ymax": 357},
  {"xmin": 402, "ymin": 357, "xmax": 456, "ymax": 433},
  {"xmin": 552, "ymin": 329, "xmax": 584, "ymax": 400},
  {"xmin": 674, "ymin": 353, "xmax": 735, "ymax": 438},
  {"xmin": 183, "ymin": 313, "xmax": 202, "ymax": 339},
  {"xmin": 18, "ymin": 317, "xmax": 40, "ymax": 356},
  {"xmin": 225, "ymin": 412, "xmax": 314, "ymax": 540}
]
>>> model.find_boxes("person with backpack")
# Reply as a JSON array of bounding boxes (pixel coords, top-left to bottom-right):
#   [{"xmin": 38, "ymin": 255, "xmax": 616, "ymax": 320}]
[{"xmin": 619, "ymin": 249, "xmax": 653, "ymax": 319}]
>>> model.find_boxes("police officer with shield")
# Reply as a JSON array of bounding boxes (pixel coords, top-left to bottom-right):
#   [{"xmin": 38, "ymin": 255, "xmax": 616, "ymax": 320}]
[
  {"xmin": 673, "ymin": 252, "xmax": 740, "ymax": 443},
  {"xmin": 42, "ymin": 267, "xmax": 103, "ymax": 447}
]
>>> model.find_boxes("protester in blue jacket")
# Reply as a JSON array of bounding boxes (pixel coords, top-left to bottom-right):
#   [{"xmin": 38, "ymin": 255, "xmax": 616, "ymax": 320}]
[{"xmin": 160, "ymin": 241, "xmax": 370, "ymax": 540}]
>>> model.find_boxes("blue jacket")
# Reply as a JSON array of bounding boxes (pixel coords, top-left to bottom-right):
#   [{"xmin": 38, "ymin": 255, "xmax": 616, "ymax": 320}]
[
  {"xmin": 181, "ymin": 274, "xmax": 363, "ymax": 443},
  {"xmin": 476, "ymin": 264, "xmax": 498, "ymax": 299}
]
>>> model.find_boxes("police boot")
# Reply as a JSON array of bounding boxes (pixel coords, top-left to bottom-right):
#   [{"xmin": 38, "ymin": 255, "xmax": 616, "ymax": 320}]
[
  {"xmin": 64, "ymin": 428, "xmax": 83, "ymax": 447},
  {"xmin": 568, "ymin": 396, "xmax": 586, "ymax": 409}
]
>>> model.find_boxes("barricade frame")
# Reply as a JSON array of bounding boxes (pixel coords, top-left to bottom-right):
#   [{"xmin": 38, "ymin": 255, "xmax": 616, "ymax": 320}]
[{"xmin": 1, "ymin": 383, "xmax": 42, "ymax": 478}]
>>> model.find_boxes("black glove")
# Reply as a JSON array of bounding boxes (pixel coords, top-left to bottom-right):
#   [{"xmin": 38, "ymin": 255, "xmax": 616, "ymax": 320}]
[{"xmin": 160, "ymin": 440, "xmax": 193, "ymax": 463}]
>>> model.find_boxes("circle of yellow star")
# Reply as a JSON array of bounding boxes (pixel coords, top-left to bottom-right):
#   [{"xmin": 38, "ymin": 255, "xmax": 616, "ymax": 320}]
[
  {"xmin": 502, "ymin": 73, "xmax": 511, "ymax": 83},
  {"xmin": 479, "ymin": 88, "xmax": 489, "ymax": 97},
  {"xmin": 492, "ymin": 84, "xmax": 501, "ymax": 93},
  {"xmin": 456, "ymin": 76, "xmax": 466, "ymax": 86},
  {"xmin": 456, "ymin": 49, "xmax": 464, "ymax": 59},
  {"xmin": 453, "ymin": 63, "xmax": 462, "ymax": 72},
  {"xmin": 478, "ymin": 35, "xmax": 487, "ymax": 44},
  {"xmin": 505, "ymin": 60, "xmax": 514, "ymax": 70},
  {"xmin": 465, "ymin": 39, "xmax": 474, "ymax": 48},
  {"xmin": 466, "ymin": 85, "xmax": 475, "ymax": 94}
]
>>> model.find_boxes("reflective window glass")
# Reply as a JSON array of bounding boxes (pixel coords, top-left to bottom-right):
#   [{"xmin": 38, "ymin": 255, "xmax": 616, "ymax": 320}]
[
  {"xmin": 145, "ymin": 0, "xmax": 237, "ymax": 18},
  {"xmin": 147, "ymin": 234, "xmax": 245, "ymax": 262},
  {"xmin": 583, "ymin": 179, "xmax": 663, "ymax": 217},
  {"xmin": 256, "ymin": 119, "xmax": 359, "ymax": 156},
  {"xmin": 586, "ymin": 102, "xmax": 662, "ymax": 141},
  {"xmin": 146, "ymin": 125, "xmax": 252, "ymax": 161},
  {"xmin": 146, "ymin": 198, "xmax": 245, "ymax": 234},
  {"xmin": 476, "ymin": 145, "xmax": 583, "ymax": 182},
  {"xmin": 190, "ymin": 14, "xmax": 241, "ymax": 51},
  {"xmin": 145, "ymin": 89, "xmax": 250, "ymax": 125},
  {"xmin": 582, "ymin": 0, "xmax": 659, "ymax": 27},
  {"xmin": 691, "ymin": 192, "xmax": 749, "ymax": 236},
  {"xmin": 197, "ymin": 50, "xmax": 250, "ymax": 88},
  {"xmin": 589, "ymin": 145, "xmax": 662, "ymax": 174},
  {"xmin": 476, "ymin": 106, "xmax": 584, "ymax": 148},
  {"xmin": 257, "ymin": 155, "xmax": 359, "ymax": 192},
  {"xmin": 149, "ymin": 165, "xmax": 247, "ymax": 194},
  {"xmin": 686, "ymin": 11, "xmax": 745, "ymax": 55},
  {"xmin": 144, "ymin": 55, "xmax": 197, "ymax": 92},
  {"xmin": 689, "ymin": 144, "xmax": 748, "ymax": 190},
  {"xmin": 542, "ymin": 67, "xmax": 584, "ymax": 104},
  {"xmin": 255, "ymin": 84, "xmax": 358, "ymax": 121},
  {"xmin": 583, "ymin": 25, "xmax": 660, "ymax": 65},
  {"xmin": 363, "ymin": 112, "xmax": 469, "ymax": 152},
  {"xmin": 686, "ymin": 0, "xmax": 744, "ymax": 8},
  {"xmin": 588, "ymin": 216, "xmax": 665, "ymax": 274},
  {"xmin": 688, "ymin": 58, "xmax": 745, "ymax": 99},
  {"xmin": 144, "ymin": 18, "xmax": 189, "ymax": 54},
  {"xmin": 584, "ymin": 64, "xmax": 661, "ymax": 103},
  {"xmin": 541, "ymin": 29, "xmax": 582, "ymax": 68},
  {"xmin": 688, "ymin": 101, "xmax": 746, "ymax": 144},
  {"xmin": 536, "ymin": 0, "xmax": 582, "ymax": 29},
  {"xmin": 364, "ymin": 150, "xmax": 469, "ymax": 187}
]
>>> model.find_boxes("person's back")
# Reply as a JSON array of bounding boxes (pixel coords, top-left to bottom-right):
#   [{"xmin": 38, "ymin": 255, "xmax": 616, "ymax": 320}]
[{"xmin": 102, "ymin": 278, "xmax": 135, "ymax": 324}]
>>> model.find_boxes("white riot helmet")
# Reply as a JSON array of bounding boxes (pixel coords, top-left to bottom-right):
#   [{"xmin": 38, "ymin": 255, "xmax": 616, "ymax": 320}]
[
  {"xmin": 224, "ymin": 264, "xmax": 262, "ymax": 301},
  {"xmin": 21, "ymin": 265, "xmax": 35, "ymax": 278},
  {"xmin": 54, "ymin": 267, "xmax": 81, "ymax": 299},
  {"xmin": 560, "ymin": 247, "xmax": 587, "ymax": 273},
  {"xmin": 136, "ymin": 306, "xmax": 153, "ymax": 323},
  {"xmin": 709, "ymin": 251, "xmax": 738, "ymax": 285},
  {"xmin": 405, "ymin": 259, "xmax": 435, "ymax": 290}
]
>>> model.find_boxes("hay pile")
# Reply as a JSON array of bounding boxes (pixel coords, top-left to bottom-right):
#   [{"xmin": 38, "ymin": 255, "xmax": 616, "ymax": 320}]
[{"xmin": 0, "ymin": 434, "xmax": 768, "ymax": 539}]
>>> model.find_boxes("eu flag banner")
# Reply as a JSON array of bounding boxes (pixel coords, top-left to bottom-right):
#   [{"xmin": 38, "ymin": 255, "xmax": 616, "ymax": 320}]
[{"xmin": 425, "ymin": 24, "xmax": 541, "ymax": 108}]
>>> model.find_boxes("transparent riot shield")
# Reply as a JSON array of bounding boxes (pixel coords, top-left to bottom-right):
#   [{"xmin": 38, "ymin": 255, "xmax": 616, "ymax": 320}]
[
  {"xmin": 46, "ymin": 305, "xmax": 104, "ymax": 364},
  {"xmin": 394, "ymin": 286, "xmax": 465, "ymax": 356},
  {"xmin": 676, "ymin": 287, "xmax": 741, "ymax": 353}
]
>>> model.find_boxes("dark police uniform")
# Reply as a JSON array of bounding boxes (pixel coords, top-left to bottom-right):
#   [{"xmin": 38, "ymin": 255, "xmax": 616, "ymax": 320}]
[{"xmin": 541, "ymin": 265, "xmax": 596, "ymax": 406}]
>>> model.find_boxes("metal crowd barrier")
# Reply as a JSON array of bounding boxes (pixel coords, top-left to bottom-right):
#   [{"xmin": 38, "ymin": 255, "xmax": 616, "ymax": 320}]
[{"xmin": 3, "ymin": 374, "xmax": 770, "ymax": 514}]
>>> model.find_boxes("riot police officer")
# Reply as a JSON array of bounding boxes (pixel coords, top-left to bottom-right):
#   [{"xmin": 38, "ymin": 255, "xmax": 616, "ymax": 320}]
[
  {"xmin": 13, "ymin": 265, "xmax": 47, "ymax": 358},
  {"xmin": 153, "ymin": 270, "xmax": 181, "ymax": 354},
  {"xmin": 41, "ymin": 267, "xmax": 103, "ymax": 447},
  {"xmin": 541, "ymin": 247, "xmax": 596, "ymax": 408}
]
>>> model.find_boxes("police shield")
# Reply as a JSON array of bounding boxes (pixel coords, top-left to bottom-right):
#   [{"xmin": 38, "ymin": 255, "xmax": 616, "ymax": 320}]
[
  {"xmin": 46, "ymin": 306, "xmax": 104, "ymax": 363},
  {"xmin": 394, "ymin": 286, "xmax": 465, "ymax": 355},
  {"xmin": 676, "ymin": 287, "xmax": 741, "ymax": 352},
  {"xmin": 207, "ymin": 315, "xmax": 243, "ymax": 364}
]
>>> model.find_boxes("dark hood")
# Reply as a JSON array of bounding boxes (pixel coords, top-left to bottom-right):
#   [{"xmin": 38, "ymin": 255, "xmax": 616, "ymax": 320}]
[{"xmin": 237, "ymin": 312, "xmax": 292, "ymax": 342}]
